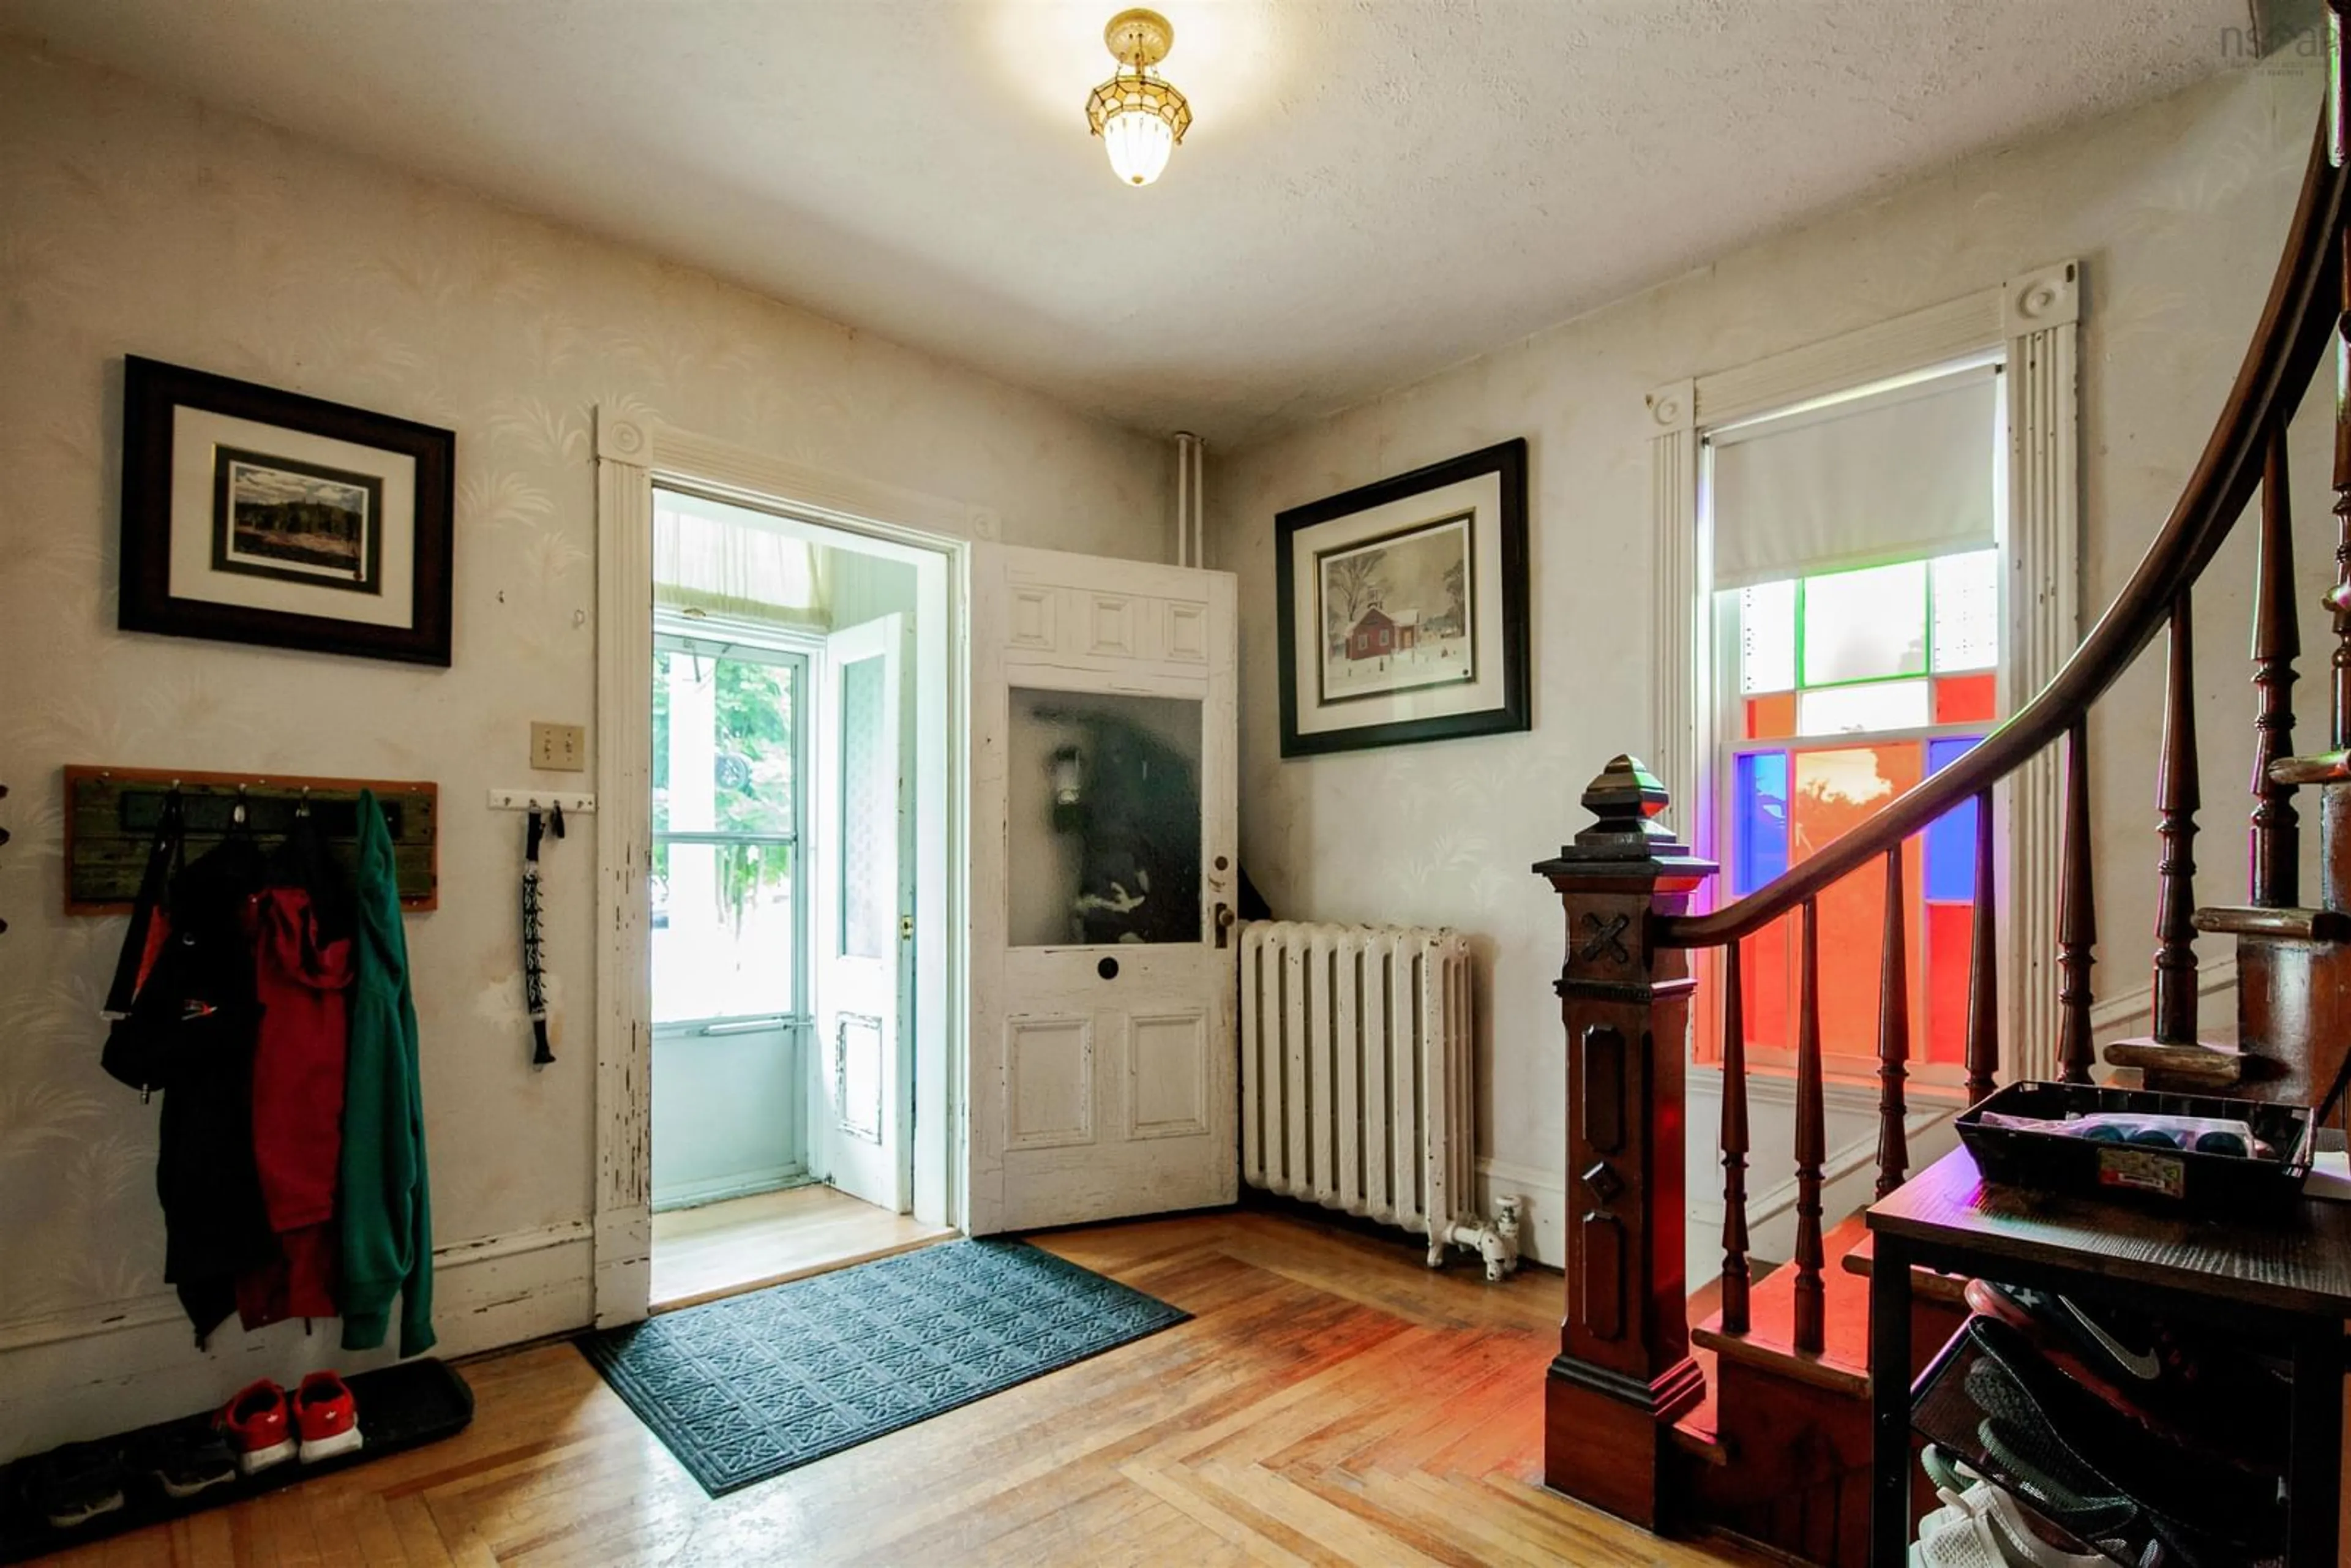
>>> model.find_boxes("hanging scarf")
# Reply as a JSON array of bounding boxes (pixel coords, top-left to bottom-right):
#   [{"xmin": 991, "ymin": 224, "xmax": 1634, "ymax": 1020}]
[{"xmin": 521, "ymin": 803, "xmax": 562, "ymax": 1064}]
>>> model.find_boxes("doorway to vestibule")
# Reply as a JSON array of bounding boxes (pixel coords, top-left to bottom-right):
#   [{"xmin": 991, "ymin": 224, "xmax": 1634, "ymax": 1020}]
[{"xmin": 642, "ymin": 484, "xmax": 955, "ymax": 1310}]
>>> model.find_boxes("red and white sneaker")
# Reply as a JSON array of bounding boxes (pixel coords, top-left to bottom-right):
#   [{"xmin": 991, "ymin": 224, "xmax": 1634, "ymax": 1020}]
[
  {"xmin": 293, "ymin": 1371, "xmax": 362, "ymax": 1463},
  {"xmin": 217, "ymin": 1379, "xmax": 295, "ymax": 1474}
]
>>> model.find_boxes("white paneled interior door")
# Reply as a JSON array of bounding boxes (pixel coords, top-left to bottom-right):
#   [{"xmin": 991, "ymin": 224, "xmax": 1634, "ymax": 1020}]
[
  {"xmin": 968, "ymin": 545, "xmax": 1239, "ymax": 1233},
  {"xmin": 816, "ymin": 612, "xmax": 914, "ymax": 1212}
]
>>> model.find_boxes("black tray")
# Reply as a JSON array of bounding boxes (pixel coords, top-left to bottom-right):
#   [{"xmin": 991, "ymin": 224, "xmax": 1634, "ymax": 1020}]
[
  {"xmin": 1956, "ymin": 1081, "xmax": 2314, "ymax": 1220},
  {"xmin": 0, "ymin": 1357, "xmax": 472, "ymax": 1564}
]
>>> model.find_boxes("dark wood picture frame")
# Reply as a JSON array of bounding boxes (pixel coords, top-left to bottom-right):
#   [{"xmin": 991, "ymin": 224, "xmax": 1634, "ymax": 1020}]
[
  {"xmin": 1275, "ymin": 438, "xmax": 1529, "ymax": 757},
  {"xmin": 120, "ymin": 355, "xmax": 456, "ymax": 666}
]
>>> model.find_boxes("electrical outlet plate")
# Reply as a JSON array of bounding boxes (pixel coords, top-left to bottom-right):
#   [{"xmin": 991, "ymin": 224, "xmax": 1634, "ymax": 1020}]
[{"xmin": 531, "ymin": 721, "xmax": 587, "ymax": 771}]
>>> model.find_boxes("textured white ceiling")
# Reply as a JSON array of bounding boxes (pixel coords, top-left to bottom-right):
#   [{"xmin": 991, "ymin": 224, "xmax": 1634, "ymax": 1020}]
[{"xmin": 1, "ymin": 1, "xmax": 2251, "ymax": 443}]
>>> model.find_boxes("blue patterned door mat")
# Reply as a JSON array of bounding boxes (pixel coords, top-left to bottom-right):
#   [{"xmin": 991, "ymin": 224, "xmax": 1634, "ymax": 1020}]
[{"xmin": 576, "ymin": 1237, "xmax": 1190, "ymax": 1496}]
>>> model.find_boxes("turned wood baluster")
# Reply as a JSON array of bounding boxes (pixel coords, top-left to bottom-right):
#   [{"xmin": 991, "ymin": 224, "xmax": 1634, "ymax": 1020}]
[
  {"xmin": 2153, "ymin": 592, "xmax": 2202, "ymax": 1044},
  {"xmin": 2252, "ymin": 420, "xmax": 2301, "ymax": 907},
  {"xmin": 2057, "ymin": 720, "xmax": 2098, "ymax": 1083},
  {"xmin": 1717, "ymin": 942, "xmax": 1751, "ymax": 1335},
  {"xmin": 1792, "ymin": 898, "xmax": 1826, "ymax": 1356},
  {"xmin": 1964, "ymin": 789, "xmax": 2000, "ymax": 1105},
  {"xmin": 2335, "ymin": 230, "xmax": 2351, "ymax": 749},
  {"xmin": 1875, "ymin": 849, "xmax": 1910, "ymax": 1198}
]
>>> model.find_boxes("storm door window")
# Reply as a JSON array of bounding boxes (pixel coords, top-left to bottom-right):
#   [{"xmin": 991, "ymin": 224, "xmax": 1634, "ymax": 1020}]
[{"xmin": 652, "ymin": 634, "xmax": 808, "ymax": 1026}]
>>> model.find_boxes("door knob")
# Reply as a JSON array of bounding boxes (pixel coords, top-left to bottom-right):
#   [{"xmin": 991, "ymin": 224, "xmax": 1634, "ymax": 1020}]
[{"xmin": 1214, "ymin": 901, "xmax": 1235, "ymax": 950}]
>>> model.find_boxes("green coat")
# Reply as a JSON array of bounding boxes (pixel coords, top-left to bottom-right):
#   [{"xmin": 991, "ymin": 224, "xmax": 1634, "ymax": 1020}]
[{"xmin": 340, "ymin": 790, "xmax": 435, "ymax": 1356}]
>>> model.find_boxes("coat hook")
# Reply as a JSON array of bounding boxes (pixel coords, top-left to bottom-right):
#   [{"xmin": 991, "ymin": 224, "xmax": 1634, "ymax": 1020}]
[
  {"xmin": 233, "ymin": 782, "xmax": 249, "ymax": 827},
  {"xmin": 296, "ymin": 786, "xmax": 312, "ymax": 819}
]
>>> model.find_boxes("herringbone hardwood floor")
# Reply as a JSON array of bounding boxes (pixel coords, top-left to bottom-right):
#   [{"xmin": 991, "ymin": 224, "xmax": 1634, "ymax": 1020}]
[{"xmin": 40, "ymin": 1212, "xmax": 1762, "ymax": 1566}]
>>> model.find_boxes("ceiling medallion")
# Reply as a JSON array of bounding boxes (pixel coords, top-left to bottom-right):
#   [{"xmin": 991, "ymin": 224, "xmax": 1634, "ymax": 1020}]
[{"xmin": 1085, "ymin": 8, "xmax": 1191, "ymax": 187}]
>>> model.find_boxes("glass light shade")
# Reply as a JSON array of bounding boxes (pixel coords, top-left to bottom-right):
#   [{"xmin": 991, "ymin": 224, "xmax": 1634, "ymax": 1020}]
[
  {"xmin": 1103, "ymin": 107, "xmax": 1176, "ymax": 185},
  {"xmin": 1087, "ymin": 66, "xmax": 1190, "ymax": 187}
]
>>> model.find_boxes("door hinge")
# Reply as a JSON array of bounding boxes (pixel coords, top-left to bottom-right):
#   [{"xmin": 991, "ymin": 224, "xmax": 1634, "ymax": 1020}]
[{"xmin": 899, "ymin": 913, "xmax": 914, "ymax": 939}]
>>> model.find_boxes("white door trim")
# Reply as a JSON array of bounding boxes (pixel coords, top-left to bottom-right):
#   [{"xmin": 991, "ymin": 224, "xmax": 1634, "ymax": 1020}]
[{"xmin": 593, "ymin": 408, "xmax": 974, "ymax": 1328}]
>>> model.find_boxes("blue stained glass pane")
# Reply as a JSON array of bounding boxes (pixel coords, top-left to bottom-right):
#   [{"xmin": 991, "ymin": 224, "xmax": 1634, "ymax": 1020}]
[
  {"xmin": 1733, "ymin": 752, "xmax": 1790, "ymax": 896},
  {"xmin": 1925, "ymin": 737, "xmax": 1981, "ymax": 902}
]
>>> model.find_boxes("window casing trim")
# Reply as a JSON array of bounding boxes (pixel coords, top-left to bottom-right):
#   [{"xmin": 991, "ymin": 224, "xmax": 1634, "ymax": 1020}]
[{"xmin": 1648, "ymin": 261, "xmax": 2080, "ymax": 1084}]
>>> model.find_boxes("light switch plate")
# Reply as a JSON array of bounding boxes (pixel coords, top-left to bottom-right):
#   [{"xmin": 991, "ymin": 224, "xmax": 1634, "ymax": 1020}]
[{"xmin": 531, "ymin": 721, "xmax": 587, "ymax": 771}]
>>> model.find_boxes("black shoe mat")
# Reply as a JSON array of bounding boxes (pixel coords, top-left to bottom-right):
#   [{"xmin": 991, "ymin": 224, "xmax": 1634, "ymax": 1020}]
[{"xmin": 0, "ymin": 1358, "xmax": 471, "ymax": 1564}]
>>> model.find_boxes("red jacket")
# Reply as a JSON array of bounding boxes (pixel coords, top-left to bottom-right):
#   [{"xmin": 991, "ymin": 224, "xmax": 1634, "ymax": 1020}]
[{"xmin": 239, "ymin": 885, "xmax": 352, "ymax": 1326}]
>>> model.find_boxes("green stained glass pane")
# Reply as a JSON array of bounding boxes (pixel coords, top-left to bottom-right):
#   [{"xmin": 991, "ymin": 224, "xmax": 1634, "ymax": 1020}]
[
  {"xmin": 1932, "ymin": 549, "xmax": 2000, "ymax": 672},
  {"xmin": 1801, "ymin": 560, "xmax": 1927, "ymax": 686},
  {"xmin": 1739, "ymin": 579, "xmax": 1796, "ymax": 694}
]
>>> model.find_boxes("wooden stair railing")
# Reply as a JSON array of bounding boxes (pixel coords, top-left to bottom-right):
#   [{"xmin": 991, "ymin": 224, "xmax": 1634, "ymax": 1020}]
[{"xmin": 1531, "ymin": 20, "xmax": 2351, "ymax": 1539}]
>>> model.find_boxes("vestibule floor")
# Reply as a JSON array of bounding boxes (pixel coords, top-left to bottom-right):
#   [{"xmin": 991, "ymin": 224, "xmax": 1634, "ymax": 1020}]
[
  {"xmin": 649, "ymin": 1183, "xmax": 954, "ymax": 1311},
  {"xmin": 46, "ymin": 1211, "xmax": 1769, "ymax": 1566}
]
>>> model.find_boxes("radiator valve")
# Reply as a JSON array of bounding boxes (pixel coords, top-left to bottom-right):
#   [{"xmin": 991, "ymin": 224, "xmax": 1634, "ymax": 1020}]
[{"xmin": 1437, "ymin": 1195, "xmax": 1523, "ymax": 1281}]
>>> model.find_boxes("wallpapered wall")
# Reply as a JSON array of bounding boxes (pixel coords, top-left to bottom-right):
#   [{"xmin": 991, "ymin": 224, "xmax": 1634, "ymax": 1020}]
[
  {"xmin": 0, "ymin": 43, "xmax": 1166, "ymax": 1334},
  {"xmin": 1208, "ymin": 58, "xmax": 2336, "ymax": 1267}
]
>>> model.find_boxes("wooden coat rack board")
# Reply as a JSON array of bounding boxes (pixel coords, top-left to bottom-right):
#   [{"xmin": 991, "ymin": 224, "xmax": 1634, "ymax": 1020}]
[{"xmin": 63, "ymin": 766, "xmax": 439, "ymax": 915}]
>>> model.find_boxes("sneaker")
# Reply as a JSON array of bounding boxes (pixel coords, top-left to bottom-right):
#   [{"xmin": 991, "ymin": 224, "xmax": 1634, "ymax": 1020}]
[
  {"xmin": 293, "ymin": 1371, "xmax": 362, "ymax": 1463},
  {"xmin": 1965, "ymin": 1278, "xmax": 2290, "ymax": 1469},
  {"xmin": 129, "ymin": 1418, "xmax": 238, "ymax": 1500},
  {"xmin": 1914, "ymin": 1482, "xmax": 2109, "ymax": 1567},
  {"xmin": 217, "ymin": 1379, "xmax": 295, "ymax": 1474},
  {"xmin": 25, "ymin": 1441, "xmax": 124, "ymax": 1529}
]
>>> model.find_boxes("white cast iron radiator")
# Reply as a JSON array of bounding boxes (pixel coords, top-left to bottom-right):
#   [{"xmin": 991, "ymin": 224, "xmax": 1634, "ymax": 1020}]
[{"xmin": 1238, "ymin": 922, "xmax": 1520, "ymax": 1278}]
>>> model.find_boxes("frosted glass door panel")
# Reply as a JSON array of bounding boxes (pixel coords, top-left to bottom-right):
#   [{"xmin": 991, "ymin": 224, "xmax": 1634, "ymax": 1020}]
[
  {"xmin": 836, "ymin": 653, "xmax": 891, "ymax": 961},
  {"xmin": 1008, "ymin": 688, "xmax": 1203, "ymax": 947}
]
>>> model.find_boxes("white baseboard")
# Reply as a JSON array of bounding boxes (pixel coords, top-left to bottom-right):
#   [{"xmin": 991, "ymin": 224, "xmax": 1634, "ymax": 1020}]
[
  {"xmin": 651, "ymin": 1168, "xmax": 812, "ymax": 1214},
  {"xmin": 0, "ymin": 1220, "xmax": 592, "ymax": 1460}
]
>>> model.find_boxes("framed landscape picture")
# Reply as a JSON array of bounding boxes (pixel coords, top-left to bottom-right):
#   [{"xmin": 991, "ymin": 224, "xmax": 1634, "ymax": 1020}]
[
  {"xmin": 119, "ymin": 356, "xmax": 455, "ymax": 666},
  {"xmin": 1275, "ymin": 438, "xmax": 1529, "ymax": 756}
]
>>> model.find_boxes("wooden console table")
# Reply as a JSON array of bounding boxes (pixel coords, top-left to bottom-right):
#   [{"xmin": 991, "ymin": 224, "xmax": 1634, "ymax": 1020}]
[{"xmin": 1865, "ymin": 1145, "xmax": 2351, "ymax": 1566}]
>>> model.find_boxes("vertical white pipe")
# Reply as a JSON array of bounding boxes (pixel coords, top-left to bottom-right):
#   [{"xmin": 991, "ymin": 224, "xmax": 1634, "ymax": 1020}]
[{"xmin": 1173, "ymin": 431, "xmax": 1205, "ymax": 568}]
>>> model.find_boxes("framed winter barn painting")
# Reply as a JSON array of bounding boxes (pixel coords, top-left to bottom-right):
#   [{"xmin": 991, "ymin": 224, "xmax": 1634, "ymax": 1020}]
[
  {"xmin": 1274, "ymin": 438, "xmax": 1529, "ymax": 757},
  {"xmin": 119, "ymin": 356, "xmax": 456, "ymax": 666}
]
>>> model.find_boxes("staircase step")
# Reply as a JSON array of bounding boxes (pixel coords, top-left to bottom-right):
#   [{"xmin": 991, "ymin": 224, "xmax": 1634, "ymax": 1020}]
[
  {"xmin": 2192, "ymin": 905, "xmax": 2351, "ymax": 942},
  {"xmin": 1669, "ymin": 1345, "xmax": 1728, "ymax": 1466},
  {"xmin": 1692, "ymin": 1212, "xmax": 1870, "ymax": 1400},
  {"xmin": 2103, "ymin": 1037, "xmax": 2248, "ymax": 1086},
  {"xmin": 2269, "ymin": 751, "xmax": 2351, "ymax": 786},
  {"xmin": 1836, "ymin": 1231, "xmax": 1971, "ymax": 1306}
]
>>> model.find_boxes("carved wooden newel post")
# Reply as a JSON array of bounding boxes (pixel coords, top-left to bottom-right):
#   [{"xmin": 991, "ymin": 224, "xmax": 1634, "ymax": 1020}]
[{"xmin": 1532, "ymin": 756, "xmax": 1712, "ymax": 1531}]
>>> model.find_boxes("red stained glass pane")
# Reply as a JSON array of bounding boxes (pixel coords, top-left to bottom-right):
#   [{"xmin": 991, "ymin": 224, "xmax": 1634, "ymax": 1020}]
[
  {"xmin": 1745, "ymin": 693, "xmax": 1796, "ymax": 740},
  {"xmin": 1935, "ymin": 672, "xmax": 1997, "ymax": 724},
  {"xmin": 1786, "ymin": 745, "xmax": 1922, "ymax": 1054},
  {"xmin": 1925, "ymin": 902, "xmax": 1973, "ymax": 1066},
  {"xmin": 1739, "ymin": 914, "xmax": 1793, "ymax": 1056}
]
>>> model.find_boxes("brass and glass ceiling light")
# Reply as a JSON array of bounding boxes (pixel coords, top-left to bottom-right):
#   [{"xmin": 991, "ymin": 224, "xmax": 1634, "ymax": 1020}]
[{"xmin": 1086, "ymin": 9, "xmax": 1191, "ymax": 187}]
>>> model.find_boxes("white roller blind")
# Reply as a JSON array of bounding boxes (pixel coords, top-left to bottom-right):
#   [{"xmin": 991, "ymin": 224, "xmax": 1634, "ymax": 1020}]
[{"xmin": 1709, "ymin": 366, "xmax": 1997, "ymax": 588}]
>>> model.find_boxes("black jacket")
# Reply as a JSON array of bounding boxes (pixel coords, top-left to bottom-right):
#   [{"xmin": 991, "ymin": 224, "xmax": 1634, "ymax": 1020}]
[{"xmin": 108, "ymin": 835, "xmax": 277, "ymax": 1341}]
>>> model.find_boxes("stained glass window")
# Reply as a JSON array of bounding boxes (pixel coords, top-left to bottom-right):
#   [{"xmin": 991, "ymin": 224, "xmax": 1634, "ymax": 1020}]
[
  {"xmin": 1745, "ymin": 692, "xmax": 1796, "ymax": 740},
  {"xmin": 1797, "ymin": 679, "xmax": 1930, "ymax": 736},
  {"xmin": 1930, "ymin": 549, "xmax": 2000, "ymax": 672},
  {"xmin": 1801, "ymin": 560, "xmax": 1927, "ymax": 687},
  {"xmin": 1714, "ymin": 545, "xmax": 2001, "ymax": 1074},
  {"xmin": 1739, "ymin": 579, "xmax": 1797, "ymax": 694},
  {"xmin": 1731, "ymin": 752, "xmax": 1789, "ymax": 896}
]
